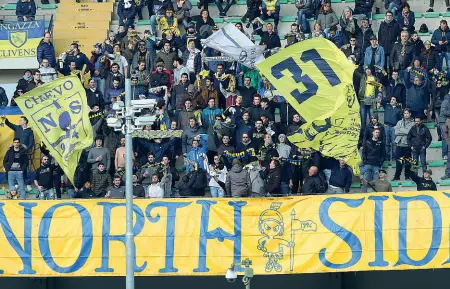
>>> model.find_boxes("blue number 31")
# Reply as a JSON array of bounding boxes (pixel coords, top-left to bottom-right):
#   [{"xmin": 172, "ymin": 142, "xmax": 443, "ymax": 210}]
[{"xmin": 271, "ymin": 49, "xmax": 342, "ymax": 104}]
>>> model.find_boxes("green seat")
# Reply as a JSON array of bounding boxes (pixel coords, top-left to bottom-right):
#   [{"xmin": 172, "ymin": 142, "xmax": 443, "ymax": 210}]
[
  {"xmin": 205, "ymin": 187, "xmax": 210, "ymax": 191},
  {"xmin": 28, "ymin": 189, "xmax": 38, "ymax": 195},
  {"xmin": 401, "ymin": 181, "xmax": 416, "ymax": 187},
  {"xmin": 279, "ymin": 0, "xmax": 288, "ymax": 4},
  {"xmin": 375, "ymin": 107, "xmax": 384, "ymax": 112},
  {"xmin": 372, "ymin": 14, "xmax": 385, "ymax": 20},
  {"xmin": 191, "ymin": 0, "xmax": 198, "ymax": 5},
  {"xmin": 439, "ymin": 179, "xmax": 450, "ymax": 186},
  {"xmin": 330, "ymin": 0, "xmax": 341, "ymax": 2},
  {"xmin": 307, "ymin": 18, "xmax": 315, "ymax": 22},
  {"xmin": 3, "ymin": 3, "xmax": 16, "ymax": 10},
  {"xmin": 443, "ymin": 12, "xmax": 450, "ymax": 17},
  {"xmin": 279, "ymin": 34, "xmax": 285, "ymax": 40},
  {"xmin": 227, "ymin": 18, "xmax": 242, "ymax": 23},
  {"xmin": 424, "ymin": 12, "xmax": 440, "ymax": 18},
  {"xmin": 429, "ymin": 141, "xmax": 442, "ymax": 148},
  {"xmin": 391, "ymin": 162, "xmax": 396, "ymax": 168},
  {"xmin": 429, "ymin": 160, "xmax": 446, "ymax": 167},
  {"xmin": 382, "ymin": 161, "xmax": 389, "ymax": 169},
  {"xmin": 39, "ymin": 4, "xmax": 57, "ymax": 9},
  {"xmin": 176, "ymin": 167, "xmax": 186, "ymax": 173},
  {"xmin": 418, "ymin": 32, "xmax": 431, "ymax": 37},
  {"xmin": 281, "ymin": 16, "xmax": 296, "ymax": 22},
  {"xmin": 136, "ymin": 20, "xmax": 150, "ymax": 25},
  {"xmin": 236, "ymin": 0, "xmax": 246, "ymax": 4},
  {"xmin": 414, "ymin": 12, "xmax": 423, "ymax": 18},
  {"xmin": 424, "ymin": 122, "xmax": 436, "ymax": 129},
  {"xmin": 213, "ymin": 18, "xmax": 225, "ymax": 23},
  {"xmin": 0, "ymin": 190, "xmax": 4, "ymax": 196},
  {"xmin": 390, "ymin": 181, "xmax": 400, "ymax": 187},
  {"xmin": 253, "ymin": 35, "xmax": 261, "ymax": 41},
  {"xmin": 344, "ymin": 0, "xmax": 355, "ymax": 2},
  {"xmin": 275, "ymin": 108, "xmax": 280, "ymax": 114},
  {"xmin": 351, "ymin": 182, "xmax": 361, "ymax": 188}
]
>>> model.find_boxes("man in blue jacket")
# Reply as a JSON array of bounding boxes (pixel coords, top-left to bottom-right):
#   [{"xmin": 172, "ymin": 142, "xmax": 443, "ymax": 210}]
[
  {"xmin": 431, "ymin": 20, "xmax": 450, "ymax": 77},
  {"xmin": 379, "ymin": 95, "xmax": 402, "ymax": 160},
  {"xmin": 327, "ymin": 158, "xmax": 353, "ymax": 194},
  {"xmin": 16, "ymin": 0, "xmax": 36, "ymax": 21},
  {"xmin": 37, "ymin": 32, "xmax": 56, "ymax": 67},
  {"xmin": 403, "ymin": 71, "xmax": 428, "ymax": 119},
  {"xmin": 63, "ymin": 43, "xmax": 92, "ymax": 75}
]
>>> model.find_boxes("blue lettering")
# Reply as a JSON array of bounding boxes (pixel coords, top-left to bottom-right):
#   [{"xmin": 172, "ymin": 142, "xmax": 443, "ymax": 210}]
[
  {"xmin": 319, "ymin": 197, "xmax": 364, "ymax": 269},
  {"xmin": 368, "ymin": 196, "xmax": 389, "ymax": 267},
  {"xmin": 193, "ymin": 200, "xmax": 247, "ymax": 272},
  {"xmin": 37, "ymin": 113, "xmax": 57, "ymax": 133},
  {"xmin": 146, "ymin": 201, "xmax": 191, "ymax": 273},
  {"xmin": 95, "ymin": 202, "xmax": 146, "ymax": 273},
  {"xmin": 0, "ymin": 202, "xmax": 37, "ymax": 274},
  {"xmin": 394, "ymin": 195, "xmax": 442, "ymax": 267},
  {"xmin": 442, "ymin": 193, "xmax": 450, "ymax": 265},
  {"xmin": 39, "ymin": 203, "xmax": 93, "ymax": 273}
]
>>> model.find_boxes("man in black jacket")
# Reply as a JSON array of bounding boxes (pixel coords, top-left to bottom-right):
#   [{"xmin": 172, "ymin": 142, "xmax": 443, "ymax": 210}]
[
  {"xmin": 86, "ymin": 78, "xmax": 106, "ymax": 110},
  {"xmin": 407, "ymin": 116, "xmax": 432, "ymax": 174},
  {"xmin": 3, "ymin": 138, "xmax": 28, "ymax": 199},
  {"xmin": 0, "ymin": 86, "xmax": 7, "ymax": 107},
  {"xmin": 362, "ymin": 128, "xmax": 385, "ymax": 192},
  {"xmin": 1, "ymin": 115, "xmax": 35, "ymax": 152},
  {"xmin": 390, "ymin": 31, "xmax": 414, "ymax": 75},
  {"xmin": 34, "ymin": 155, "xmax": 55, "ymax": 200},
  {"xmin": 300, "ymin": 166, "xmax": 326, "ymax": 195},
  {"xmin": 408, "ymin": 169, "xmax": 437, "ymax": 191}
]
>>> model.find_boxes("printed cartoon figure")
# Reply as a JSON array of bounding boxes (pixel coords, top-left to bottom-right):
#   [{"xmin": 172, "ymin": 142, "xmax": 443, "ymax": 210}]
[{"xmin": 257, "ymin": 202, "xmax": 294, "ymax": 272}]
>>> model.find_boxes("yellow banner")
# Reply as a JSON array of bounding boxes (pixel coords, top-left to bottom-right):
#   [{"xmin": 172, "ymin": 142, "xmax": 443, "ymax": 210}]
[
  {"xmin": 14, "ymin": 76, "xmax": 93, "ymax": 183},
  {"xmin": 0, "ymin": 192, "xmax": 449, "ymax": 276},
  {"xmin": 257, "ymin": 38, "xmax": 361, "ymax": 174},
  {"xmin": 0, "ymin": 21, "xmax": 44, "ymax": 58}
]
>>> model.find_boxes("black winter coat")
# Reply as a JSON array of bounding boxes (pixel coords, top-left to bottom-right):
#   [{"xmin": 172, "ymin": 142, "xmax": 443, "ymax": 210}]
[
  {"xmin": 378, "ymin": 20, "xmax": 401, "ymax": 56},
  {"xmin": 266, "ymin": 168, "xmax": 281, "ymax": 194},
  {"xmin": 407, "ymin": 124, "xmax": 432, "ymax": 151}
]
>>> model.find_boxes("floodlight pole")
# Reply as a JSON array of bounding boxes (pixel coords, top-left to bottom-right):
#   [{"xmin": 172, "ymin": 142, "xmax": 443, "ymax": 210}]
[{"xmin": 124, "ymin": 78, "xmax": 135, "ymax": 289}]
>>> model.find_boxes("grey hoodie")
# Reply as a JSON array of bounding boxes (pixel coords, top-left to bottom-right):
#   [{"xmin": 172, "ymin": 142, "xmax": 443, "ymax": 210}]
[
  {"xmin": 439, "ymin": 94, "xmax": 450, "ymax": 124},
  {"xmin": 87, "ymin": 147, "xmax": 111, "ymax": 171},
  {"xmin": 247, "ymin": 165, "xmax": 265, "ymax": 195},
  {"xmin": 226, "ymin": 164, "xmax": 251, "ymax": 197}
]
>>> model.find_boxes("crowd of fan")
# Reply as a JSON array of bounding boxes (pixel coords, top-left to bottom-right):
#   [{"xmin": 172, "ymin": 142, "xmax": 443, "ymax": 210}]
[{"xmin": 1, "ymin": 0, "xmax": 450, "ymax": 199}]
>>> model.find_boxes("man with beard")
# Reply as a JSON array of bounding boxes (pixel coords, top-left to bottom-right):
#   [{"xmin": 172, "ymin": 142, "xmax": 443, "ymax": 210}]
[
  {"xmin": 34, "ymin": 155, "xmax": 55, "ymax": 200},
  {"xmin": 104, "ymin": 63, "xmax": 125, "ymax": 100},
  {"xmin": 251, "ymin": 119, "xmax": 266, "ymax": 150},
  {"xmin": 213, "ymin": 64, "xmax": 236, "ymax": 109},
  {"xmin": 182, "ymin": 117, "xmax": 205, "ymax": 155}
]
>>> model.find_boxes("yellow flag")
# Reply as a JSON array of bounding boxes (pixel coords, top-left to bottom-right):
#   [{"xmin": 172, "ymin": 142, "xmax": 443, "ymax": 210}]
[
  {"xmin": 15, "ymin": 76, "xmax": 93, "ymax": 183},
  {"xmin": 257, "ymin": 38, "xmax": 361, "ymax": 174}
]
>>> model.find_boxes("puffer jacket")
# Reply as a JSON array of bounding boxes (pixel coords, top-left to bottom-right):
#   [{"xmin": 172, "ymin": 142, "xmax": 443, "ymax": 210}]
[
  {"xmin": 407, "ymin": 124, "xmax": 432, "ymax": 151},
  {"xmin": 226, "ymin": 164, "xmax": 252, "ymax": 197},
  {"xmin": 395, "ymin": 118, "xmax": 414, "ymax": 147},
  {"xmin": 36, "ymin": 39, "xmax": 56, "ymax": 67},
  {"xmin": 38, "ymin": 66, "xmax": 57, "ymax": 83},
  {"xmin": 404, "ymin": 72, "xmax": 428, "ymax": 113},
  {"xmin": 90, "ymin": 170, "xmax": 112, "ymax": 197}
]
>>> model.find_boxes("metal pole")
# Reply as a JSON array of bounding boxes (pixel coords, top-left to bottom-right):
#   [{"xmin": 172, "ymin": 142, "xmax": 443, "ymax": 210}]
[{"xmin": 124, "ymin": 78, "xmax": 135, "ymax": 289}]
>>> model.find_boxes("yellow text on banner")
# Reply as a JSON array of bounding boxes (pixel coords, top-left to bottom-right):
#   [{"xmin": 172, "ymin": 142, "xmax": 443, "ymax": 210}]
[
  {"xmin": 0, "ymin": 192, "xmax": 449, "ymax": 276},
  {"xmin": 257, "ymin": 38, "xmax": 361, "ymax": 174},
  {"xmin": 14, "ymin": 76, "xmax": 93, "ymax": 183}
]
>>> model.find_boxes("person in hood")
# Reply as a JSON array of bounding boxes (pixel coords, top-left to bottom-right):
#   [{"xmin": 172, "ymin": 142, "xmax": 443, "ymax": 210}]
[
  {"xmin": 1, "ymin": 115, "xmax": 34, "ymax": 152},
  {"xmin": 226, "ymin": 159, "xmax": 252, "ymax": 197},
  {"xmin": 34, "ymin": 155, "xmax": 55, "ymax": 200},
  {"xmin": 300, "ymin": 166, "xmax": 327, "ymax": 195},
  {"xmin": 408, "ymin": 169, "xmax": 437, "ymax": 191},
  {"xmin": 183, "ymin": 117, "xmax": 206, "ymax": 155},
  {"xmin": 3, "ymin": 138, "xmax": 28, "ymax": 199},
  {"xmin": 407, "ymin": 116, "xmax": 432, "ymax": 174},
  {"xmin": 16, "ymin": 0, "xmax": 36, "ymax": 21},
  {"xmin": 37, "ymin": 32, "xmax": 56, "ymax": 67},
  {"xmin": 118, "ymin": 0, "xmax": 136, "ymax": 30},
  {"xmin": 105, "ymin": 176, "xmax": 126, "ymax": 198},
  {"xmin": 38, "ymin": 57, "xmax": 57, "ymax": 83},
  {"xmin": 393, "ymin": 109, "xmax": 414, "ymax": 181},
  {"xmin": 339, "ymin": 7, "xmax": 356, "ymax": 45}
]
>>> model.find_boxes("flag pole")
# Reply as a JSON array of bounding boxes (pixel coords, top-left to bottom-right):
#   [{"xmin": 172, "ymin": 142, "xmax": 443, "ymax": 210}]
[{"xmin": 290, "ymin": 209, "xmax": 295, "ymax": 271}]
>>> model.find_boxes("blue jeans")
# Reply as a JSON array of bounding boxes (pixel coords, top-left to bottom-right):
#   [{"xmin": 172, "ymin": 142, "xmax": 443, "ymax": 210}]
[
  {"xmin": 388, "ymin": 2, "xmax": 401, "ymax": 18},
  {"xmin": 8, "ymin": 171, "xmax": 26, "ymax": 199},
  {"xmin": 384, "ymin": 125, "xmax": 396, "ymax": 160},
  {"xmin": 297, "ymin": 9, "xmax": 312, "ymax": 33},
  {"xmin": 412, "ymin": 148, "xmax": 427, "ymax": 174},
  {"xmin": 215, "ymin": 0, "xmax": 233, "ymax": 14},
  {"xmin": 280, "ymin": 182, "xmax": 290, "ymax": 195},
  {"xmin": 68, "ymin": 188, "xmax": 78, "ymax": 198},
  {"xmin": 441, "ymin": 123, "xmax": 448, "ymax": 157},
  {"xmin": 440, "ymin": 52, "xmax": 450, "ymax": 78},
  {"xmin": 327, "ymin": 186, "xmax": 344, "ymax": 194},
  {"xmin": 360, "ymin": 104, "xmax": 373, "ymax": 130},
  {"xmin": 210, "ymin": 186, "xmax": 224, "ymax": 197},
  {"xmin": 361, "ymin": 164, "xmax": 379, "ymax": 192},
  {"xmin": 39, "ymin": 189, "xmax": 55, "ymax": 200},
  {"xmin": 17, "ymin": 16, "xmax": 35, "ymax": 22},
  {"xmin": 150, "ymin": 15, "xmax": 158, "ymax": 34}
]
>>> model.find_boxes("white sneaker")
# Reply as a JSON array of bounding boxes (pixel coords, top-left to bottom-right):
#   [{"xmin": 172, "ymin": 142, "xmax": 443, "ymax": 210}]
[
  {"xmin": 26, "ymin": 185, "xmax": 32, "ymax": 191},
  {"xmin": 444, "ymin": 156, "xmax": 448, "ymax": 160}
]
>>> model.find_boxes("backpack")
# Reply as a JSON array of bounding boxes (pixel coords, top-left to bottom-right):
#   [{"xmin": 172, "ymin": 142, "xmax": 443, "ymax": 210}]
[{"xmin": 419, "ymin": 23, "xmax": 429, "ymax": 34}]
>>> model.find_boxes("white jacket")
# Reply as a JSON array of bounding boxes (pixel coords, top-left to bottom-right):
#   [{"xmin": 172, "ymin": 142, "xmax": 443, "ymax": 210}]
[
  {"xmin": 39, "ymin": 66, "xmax": 58, "ymax": 83},
  {"xmin": 147, "ymin": 183, "xmax": 164, "ymax": 198}
]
